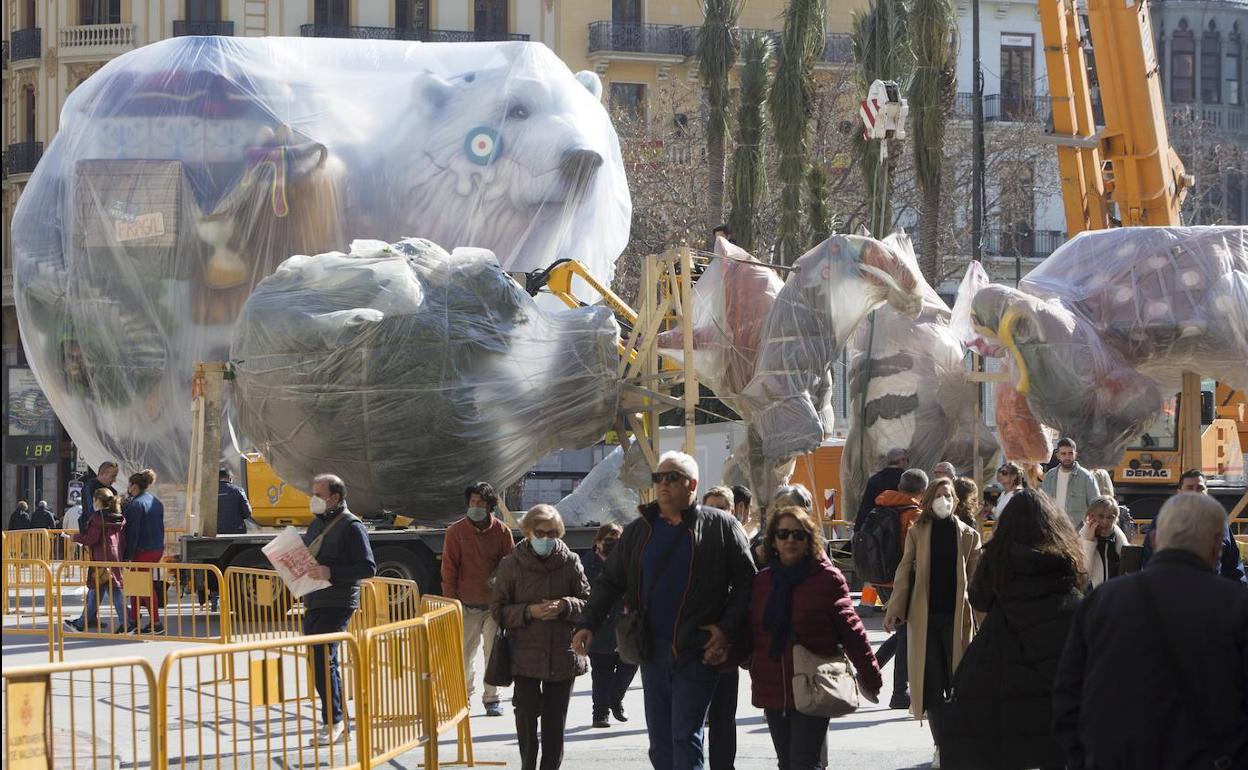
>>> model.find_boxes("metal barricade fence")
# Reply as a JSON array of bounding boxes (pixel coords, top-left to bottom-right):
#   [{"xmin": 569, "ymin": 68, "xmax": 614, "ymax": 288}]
[
  {"xmin": 419, "ymin": 596, "xmax": 475, "ymax": 766},
  {"xmin": 352, "ymin": 576, "xmax": 422, "ymax": 631},
  {"xmin": 359, "ymin": 616, "xmax": 435, "ymax": 768},
  {"xmin": 222, "ymin": 566, "xmax": 304, "ymax": 645},
  {"xmin": 1, "ymin": 558, "xmax": 55, "ymax": 660},
  {"xmin": 2, "ymin": 656, "xmax": 159, "ymax": 770},
  {"xmin": 54, "ymin": 561, "xmax": 228, "ymax": 659},
  {"xmin": 2, "ymin": 529, "xmax": 53, "ymax": 561},
  {"xmin": 159, "ymin": 632, "xmax": 364, "ymax": 770}
]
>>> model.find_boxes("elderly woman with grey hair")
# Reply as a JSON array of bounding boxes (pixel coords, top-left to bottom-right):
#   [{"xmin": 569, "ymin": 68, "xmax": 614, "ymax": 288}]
[{"xmin": 490, "ymin": 504, "xmax": 590, "ymax": 770}]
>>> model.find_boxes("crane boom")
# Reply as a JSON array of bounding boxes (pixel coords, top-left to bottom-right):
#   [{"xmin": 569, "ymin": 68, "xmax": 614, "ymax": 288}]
[{"xmin": 1038, "ymin": 0, "xmax": 1191, "ymax": 234}]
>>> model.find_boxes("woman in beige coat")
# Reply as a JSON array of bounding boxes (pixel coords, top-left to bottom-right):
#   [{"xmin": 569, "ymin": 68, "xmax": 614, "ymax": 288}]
[{"xmin": 883, "ymin": 477, "xmax": 982, "ymax": 767}]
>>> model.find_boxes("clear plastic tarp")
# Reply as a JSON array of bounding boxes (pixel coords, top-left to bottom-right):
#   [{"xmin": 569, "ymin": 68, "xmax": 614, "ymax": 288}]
[
  {"xmin": 840, "ymin": 235, "xmax": 998, "ymax": 519},
  {"xmin": 11, "ymin": 36, "xmax": 630, "ymax": 487},
  {"xmin": 965, "ymin": 226, "xmax": 1248, "ymax": 466},
  {"xmin": 554, "ymin": 445, "xmax": 643, "ymax": 527},
  {"xmin": 740, "ymin": 234, "xmax": 928, "ymax": 460},
  {"xmin": 231, "ymin": 239, "xmax": 620, "ymax": 518}
]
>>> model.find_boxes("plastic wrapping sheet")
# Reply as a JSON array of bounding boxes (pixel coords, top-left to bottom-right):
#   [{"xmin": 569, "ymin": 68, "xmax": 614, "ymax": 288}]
[
  {"xmin": 11, "ymin": 35, "xmax": 630, "ymax": 483},
  {"xmin": 1018, "ymin": 226, "xmax": 1248, "ymax": 391},
  {"xmin": 840, "ymin": 239, "xmax": 999, "ymax": 520},
  {"xmin": 655, "ymin": 237, "xmax": 785, "ymax": 408},
  {"xmin": 740, "ymin": 234, "xmax": 927, "ymax": 460},
  {"xmin": 554, "ymin": 445, "xmax": 643, "ymax": 526},
  {"xmin": 950, "ymin": 260, "xmax": 1001, "ymax": 357},
  {"xmin": 230, "ymin": 238, "xmax": 621, "ymax": 518},
  {"xmin": 967, "ymin": 226, "xmax": 1247, "ymax": 466}
]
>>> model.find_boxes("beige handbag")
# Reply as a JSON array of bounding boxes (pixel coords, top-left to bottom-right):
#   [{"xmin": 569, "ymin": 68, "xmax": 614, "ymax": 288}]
[{"xmin": 791, "ymin": 643, "xmax": 861, "ymax": 718}]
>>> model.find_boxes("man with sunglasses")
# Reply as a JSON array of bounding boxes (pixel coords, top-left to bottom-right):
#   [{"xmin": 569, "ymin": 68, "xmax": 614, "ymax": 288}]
[{"xmin": 575, "ymin": 451, "xmax": 756, "ymax": 770}]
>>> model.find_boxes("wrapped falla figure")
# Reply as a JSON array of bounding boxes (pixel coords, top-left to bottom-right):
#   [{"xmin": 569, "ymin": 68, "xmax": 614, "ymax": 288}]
[
  {"xmin": 10, "ymin": 35, "xmax": 630, "ymax": 485},
  {"xmin": 966, "ymin": 226, "xmax": 1248, "ymax": 467}
]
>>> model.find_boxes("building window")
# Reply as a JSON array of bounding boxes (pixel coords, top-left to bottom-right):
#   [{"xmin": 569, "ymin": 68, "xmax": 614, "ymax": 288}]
[
  {"xmin": 1171, "ymin": 27, "xmax": 1195, "ymax": 103},
  {"xmin": 1000, "ymin": 34, "xmax": 1034, "ymax": 118},
  {"xmin": 395, "ymin": 0, "xmax": 428, "ymax": 32},
  {"xmin": 613, "ymin": 0, "xmax": 642, "ymax": 23},
  {"xmin": 475, "ymin": 0, "xmax": 508, "ymax": 36},
  {"xmin": 1227, "ymin": 34, "xmax": 1242, "ymax": 106},
  {"xmin": 185, "ymin": 0, "xmax": 221, "ymax": 22},
  {"xmin": 315, "ymin": 0, "xmax": 350, "ymax": 29},
  {"xmin": 24, "ymin": 86, "xmax": 37, "ymax": 141},
  {"xmin": 1202, "ymin": 25, "xmax": 1222, "ymax": 103},
  {"xmin": 79, "ymin": 0, "xmax": 121, "ymax": 25},
  {"xmin": 998, "ymin": 161, "xmax": 1035, "ymax": 257},
  {"xmin": 610, "ymin": 82, "xmax": 646, "ymax": 124},
  {"xmin": 23, "ymin": 0, "xmax": 36, "ymax": 27}
]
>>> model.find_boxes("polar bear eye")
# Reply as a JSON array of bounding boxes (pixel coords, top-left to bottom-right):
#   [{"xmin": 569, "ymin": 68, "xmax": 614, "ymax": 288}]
[{"xmin": 506, "ymin": 103, "xmax": 530, "ymax": 121}]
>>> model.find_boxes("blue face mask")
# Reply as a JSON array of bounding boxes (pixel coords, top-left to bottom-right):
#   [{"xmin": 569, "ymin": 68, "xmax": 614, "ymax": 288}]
[
  {"xmin": 466, "ymin": 506, "xmax": 489, "ymax": 523},
  {"xmin": 531, "ymin": 536, "xmax": 555, "ymax": 557}
]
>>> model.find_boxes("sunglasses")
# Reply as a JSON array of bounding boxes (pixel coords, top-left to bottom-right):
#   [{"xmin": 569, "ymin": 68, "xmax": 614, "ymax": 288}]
[
  {"xmin": 774, "ymin": 528, "xmax": 810, "ymax": 542},
  {"xmin": 651, "ymin": 471, "xmax": 690, "ymax": 484}
]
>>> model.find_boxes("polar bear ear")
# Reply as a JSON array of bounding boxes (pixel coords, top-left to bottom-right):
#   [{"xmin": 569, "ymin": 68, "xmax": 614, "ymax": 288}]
[
  {"xmin": 414, "ymin": 73, "xmax": 456, "ymax": 112},
  {"xmin": 575, "ymin": 70, "xmax": 604, "ymax": 102}
]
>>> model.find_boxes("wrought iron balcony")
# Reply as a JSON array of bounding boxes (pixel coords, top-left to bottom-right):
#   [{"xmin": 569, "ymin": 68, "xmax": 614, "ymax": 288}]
[
  {"xmin": 587, "ymin": 21, "xmax": 692, "ymax": 57},
  {"xmin": 10, "ymin": 28, "xmax": 41, "ymax": 63},
  {"xmin": 820, "ymin": 33, "xmax": 853, "ymax": 64},
  {"xmin": 173, "ymin": 20, "xmax": 236, "ymax": 37},
  {"xmin": 5, "ymin": 141, "xmax": 45, "ymax": 177},
  {"xmin": 953, "ymin": 92, "xmax": 1054, "ymax": 123},
  {"xmin": 2, "ymin": 40, "xmax": 8, "ymax": 69},
  {"xmin": 984, "ymin": 228, "xmax": 1066, "ymax": 260},
  {"xmin": 298, "ymin": 24, "xmax": 528, "ymax": 42}
]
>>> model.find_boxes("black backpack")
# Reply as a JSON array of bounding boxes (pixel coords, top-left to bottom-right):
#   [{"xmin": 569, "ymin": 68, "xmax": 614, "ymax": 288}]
[{"xmin": 852, "ymin": 505, "xmax": 903, "ymax": 585}]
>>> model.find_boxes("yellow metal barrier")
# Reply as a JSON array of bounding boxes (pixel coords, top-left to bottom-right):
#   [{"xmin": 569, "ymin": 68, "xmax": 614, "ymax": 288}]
[
  {"xmin": 2, "ymin": 655, "xmax": 159, "ymax": 769},
  {"xmin": 54, "ymin": 561, "xmax": 228, "ymax": 659},
  {"xmin": 223, "ymin": 565, "xmax": 304, "ymax": 644},
  {"xmin": 419, "ymin": 595, "xmax": 475, "ymax": 766},
  {"xmin": 360, "ymin": 616, "xmax": 436, "ymax": 767},
  {"xmin": 1, "ymin": 558, "xmax": 55, "ymax": 660},
  {"xmin": 2, "ymin": 529, "xmax": 53, "ymax": 561},
  {"xmin": 158, "ymin": 632, "xmax": 364, "ymax": 770}
]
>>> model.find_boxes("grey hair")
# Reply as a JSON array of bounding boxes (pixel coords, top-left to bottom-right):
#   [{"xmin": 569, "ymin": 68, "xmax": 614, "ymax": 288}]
[
  {"xmin": 521, "ymin": 504, "xmax": 566, "ymax": 538},
  {"xmin": 313, "ymin": 473, "xmax": 347, "ymax": 499},
  {"xmin": 657, "ymin": 450, "xmax": 699, "ymax": 482},
  {"xmin": 1086, "ymin": 495, "xmax": 1119, "ymax": 519},
  {"xmin": 885, "ymin": 447, "xmax": 909, "ymax": 466},
  {"xmin": 771, "ymin": 483, "xmax": 813, "ymax": 511},
  {"xmin": 1156, "ymin": 493, "xmax": 1227, "ymax": 556},
  {"xmin": 932, "ymin": 462, "xmax": 957, "ymax": 478},
  {"xmin": 1092, "ymin": 469, "xmax": 1115, "ymax": 497},
  {"xmin": 899, "ymin": 468, "xmax": 929, "ymax": 494},
  {"xmin": 702, "ymin": 485, "xmax": 735, "ymax": 510}
]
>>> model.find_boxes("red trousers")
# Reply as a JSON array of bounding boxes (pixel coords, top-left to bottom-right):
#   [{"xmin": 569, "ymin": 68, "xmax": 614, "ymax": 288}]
[{"xmin": 129, "ymin": 549, "xmax": 164, "ymax": 625}]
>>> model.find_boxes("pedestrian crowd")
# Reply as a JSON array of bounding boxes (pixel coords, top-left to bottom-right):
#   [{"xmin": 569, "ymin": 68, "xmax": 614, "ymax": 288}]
[{"xmin": 429, "ymin": 436, "xmax": 1246, "ymax": 770}]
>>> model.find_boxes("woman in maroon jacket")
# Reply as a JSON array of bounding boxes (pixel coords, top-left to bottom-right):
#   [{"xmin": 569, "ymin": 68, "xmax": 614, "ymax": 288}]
[
  {"xmin": 744, "ymin": 506, "xmax": 883, "ymax": 770},
  {"xmin": 65, "ymin": 487, "xmax": 128, "ymax": 632}
]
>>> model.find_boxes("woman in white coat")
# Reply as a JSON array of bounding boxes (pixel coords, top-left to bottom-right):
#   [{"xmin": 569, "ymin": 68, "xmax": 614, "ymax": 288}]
[{"xmin": 1078, "ymin": 495, "xmax": 1129, "ymax": 589}]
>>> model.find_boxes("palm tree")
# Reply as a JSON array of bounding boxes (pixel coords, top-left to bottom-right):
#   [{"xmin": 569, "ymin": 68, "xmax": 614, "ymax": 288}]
[
  {"xmin": 851, "ymin": 0, "xmax": 911, "ymax": 238},
  {"xmin": 768, "ymin": 0, "xmax": 825, "ymax": 265},
  {"xmin": 908, "ymin": 0, "xmax": 958, "ymax": 283},
  {"xmin": 807, "ymin": 163, "xmax": 834, "ymax": 244},
  {"xmin": 697, "ymin": 0, "xmax": 744, "ymax": 230},
  {"xmin": 727, "ymin": 32, "xmax": 773, "ymax": 252}
]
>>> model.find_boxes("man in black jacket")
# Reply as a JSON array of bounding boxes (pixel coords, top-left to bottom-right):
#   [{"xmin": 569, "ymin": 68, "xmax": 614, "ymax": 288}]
[
  {"xmin": 301, "ymin": 473, "xmax": 376, "ymax": 745},
  {"xmin": 855, "ymin": 447, "xmax": 910, "ymax": 524},
  {"xmin": 30, "ymin": 501, "xmax": 55, "ymax": 529},
  {"xmin": 1053, "ymin": 492, "xmax": 1248, "ymax": 769},
  {"xmin": 216, "ymin": 468, "xmax": 255, "ymax": 534},
  {"xmin": 80, "ymin": 462, "xmax": 119, "ymax": 532},
  {"xmin": 574, "ymin": 451, "xmax": 756, "ymax": 770}
]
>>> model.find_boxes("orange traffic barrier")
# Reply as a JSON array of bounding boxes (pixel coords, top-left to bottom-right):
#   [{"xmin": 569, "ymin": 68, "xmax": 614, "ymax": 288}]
[
  {"xmin": 860, "ymin": 584, "xmax": 879, "ymax": 607},
  {"xmin": 420, "ymin": 595, "xmax": 475, "ymax": 766}
]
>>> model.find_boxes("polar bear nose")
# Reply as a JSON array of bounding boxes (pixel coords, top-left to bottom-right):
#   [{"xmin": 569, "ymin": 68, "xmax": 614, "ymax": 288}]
[{"xmin": 560, "ymin": 148, "xmax": 604, "ymax": 183}]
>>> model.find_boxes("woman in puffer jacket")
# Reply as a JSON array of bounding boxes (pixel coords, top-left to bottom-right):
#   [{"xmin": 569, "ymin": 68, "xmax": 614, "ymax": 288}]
[
  {"xmin": 742, "ymin": 505, "xmax": 883, "ymax": 770},
  {"xmin": 65, "ymin": 487, "xmax": 128, "ymax": 632},
  {"xmin": 940, "ymin": 489, "xmax": 1085, "ymax": 770},
  {"xmin": 490, "ymin": 505, "xmax": 590, "ymax": 770}
]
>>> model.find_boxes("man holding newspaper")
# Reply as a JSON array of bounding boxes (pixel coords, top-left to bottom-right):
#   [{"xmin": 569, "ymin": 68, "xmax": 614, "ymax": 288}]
[{"xmin": 301, "ymin": 473, "xmax": 377, "ymax": 744}]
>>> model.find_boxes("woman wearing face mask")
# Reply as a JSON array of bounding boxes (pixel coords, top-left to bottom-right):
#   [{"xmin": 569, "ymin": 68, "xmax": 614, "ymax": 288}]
[
  {"xmin": 65, "ymin": 488, "xmax": 128, "ymax": 632},
  {"xmin": 884, "ymin": 478, "xmax": 983, "ymax": 769},
  {"xmin": 490, "ymin": 505, "xmax": 590, "ymax": 770},
  {"xmin": 582, "ymin": 522, "xmax": 637, "ymax": 728}
]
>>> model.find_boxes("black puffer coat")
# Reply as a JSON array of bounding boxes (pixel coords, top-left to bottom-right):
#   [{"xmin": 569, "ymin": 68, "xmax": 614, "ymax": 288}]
[{"xmin": 940, "ymin": 545, "xmax": 1083, "ymax": 770}]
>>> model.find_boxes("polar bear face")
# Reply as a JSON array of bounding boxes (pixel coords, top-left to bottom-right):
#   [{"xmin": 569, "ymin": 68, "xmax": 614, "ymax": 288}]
[{"xmin": 379, "ymin": 66, "xmax": 612, "ymax": 271}]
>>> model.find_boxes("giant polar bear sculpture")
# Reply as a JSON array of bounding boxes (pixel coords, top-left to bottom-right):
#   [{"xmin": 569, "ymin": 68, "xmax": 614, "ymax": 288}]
[{"xmin": 10, "ymin": 36, "xmax": 630, "ymax": 491}]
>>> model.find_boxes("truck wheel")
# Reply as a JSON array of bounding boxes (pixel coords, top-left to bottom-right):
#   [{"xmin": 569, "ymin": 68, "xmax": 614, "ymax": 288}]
[
  {"xmin": 225, "ymin": 547, "xmax": 293, "ymax": 620},
  {"xmin": 373, "ymin": 546, "xmax": 436, "ymax": 599}
]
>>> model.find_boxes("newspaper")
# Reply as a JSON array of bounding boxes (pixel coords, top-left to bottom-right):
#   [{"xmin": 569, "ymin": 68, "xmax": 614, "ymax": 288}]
[{"xmin": 261, "ymin": 526, "xmax": 331, "ymax": 598}]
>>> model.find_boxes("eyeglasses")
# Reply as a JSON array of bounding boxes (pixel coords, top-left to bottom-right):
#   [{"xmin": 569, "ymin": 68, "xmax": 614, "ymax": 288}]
[
  {"xmin": 532, "ymin": 528, "xmax": 560, "ymax": 539},
  {"xmin": 774, "ymin": 528, "xmax": 810, "ymax": 542},
  {"xmin": 651, "ymin": 471, "xmax": 690, "ymax": 485}
]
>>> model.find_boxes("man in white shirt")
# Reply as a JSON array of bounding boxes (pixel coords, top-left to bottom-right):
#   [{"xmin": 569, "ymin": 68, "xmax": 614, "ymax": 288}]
[{"xmin": 1041, "ymin": 437, "xmax": 1100, "ymax": 529}]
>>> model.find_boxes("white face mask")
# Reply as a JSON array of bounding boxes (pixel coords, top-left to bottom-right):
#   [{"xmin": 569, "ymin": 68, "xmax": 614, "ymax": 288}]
[
  {"xmin": 932, "ymin": 497, "xmax": 955, "ymax": 519},
  {"xmin": 309, "ymin": 495, "xmax": 328, "ymax": 515}
]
